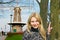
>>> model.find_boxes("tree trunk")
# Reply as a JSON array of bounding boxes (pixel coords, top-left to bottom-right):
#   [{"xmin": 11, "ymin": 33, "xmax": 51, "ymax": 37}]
[
  {"xmin": 40, "ymin": 0, "xmax": 48, "ymax": 29},
  {"xmin": 50, "ymin": 0, "xmax": 60, "ymax": 40}
]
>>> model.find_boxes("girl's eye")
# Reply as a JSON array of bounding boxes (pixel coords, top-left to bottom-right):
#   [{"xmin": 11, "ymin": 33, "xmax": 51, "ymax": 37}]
[
  {"xmin": 31, "ymin": 21, "xmax": 38, "ymax": 22},
  {"xmin": 31, "ymin": 21, "xmax": 34, "ymax": 22}
]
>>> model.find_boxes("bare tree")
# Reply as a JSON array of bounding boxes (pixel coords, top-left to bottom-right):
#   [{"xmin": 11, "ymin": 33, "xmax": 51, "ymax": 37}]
[{"xmin": 36, "ymin": 0, "xmax": 48, "ymax": 29}]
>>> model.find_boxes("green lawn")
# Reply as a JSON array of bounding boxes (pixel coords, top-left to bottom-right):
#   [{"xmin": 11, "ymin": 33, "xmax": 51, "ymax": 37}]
[{"xmin": 5, "ymin": 34, "xmax": 23, "ymax": 40}]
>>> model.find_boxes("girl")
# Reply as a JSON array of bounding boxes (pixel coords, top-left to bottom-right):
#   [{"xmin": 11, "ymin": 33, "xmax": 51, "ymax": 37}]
[{"xmin": 23, "ymin": 13, "xmax": 52, "ymax": 40}]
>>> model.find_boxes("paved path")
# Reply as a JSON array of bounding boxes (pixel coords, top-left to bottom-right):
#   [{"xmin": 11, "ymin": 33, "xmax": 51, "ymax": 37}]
[{"xmin": 0, "ymin": 35, "xmax": 7, "ymax": 40}]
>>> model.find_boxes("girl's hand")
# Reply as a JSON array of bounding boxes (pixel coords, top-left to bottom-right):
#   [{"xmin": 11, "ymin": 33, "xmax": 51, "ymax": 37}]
[{"xmin": 47, "ymin": 22, "xmax": 52, "ymax": 34}]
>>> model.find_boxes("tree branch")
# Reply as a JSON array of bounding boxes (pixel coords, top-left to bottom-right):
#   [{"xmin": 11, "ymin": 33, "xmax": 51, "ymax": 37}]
[{"xmin": 36, "ymin": 0, "xmax": 40, "ymax": 4}]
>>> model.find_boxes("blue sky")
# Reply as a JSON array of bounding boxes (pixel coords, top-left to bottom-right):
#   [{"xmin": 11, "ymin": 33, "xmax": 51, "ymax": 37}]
[{"xmin": 0, "ymin": 0, "xmax": 40, "ymax": 32}]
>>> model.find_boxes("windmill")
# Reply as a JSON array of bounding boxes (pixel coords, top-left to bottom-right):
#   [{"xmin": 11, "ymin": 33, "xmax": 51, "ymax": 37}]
[
  {"xmin": 8, "ymin": 0, "xmax": 33, "ymax": 33},
  {"xmin": 0, "ymin": 0, "xmax": 33, "ymax": 33}
]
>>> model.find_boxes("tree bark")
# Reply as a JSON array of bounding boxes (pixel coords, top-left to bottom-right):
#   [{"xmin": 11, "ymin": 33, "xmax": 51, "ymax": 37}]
[{"xmin": 50, "ymin": 0, "xmax": 59, "ymax": 40}]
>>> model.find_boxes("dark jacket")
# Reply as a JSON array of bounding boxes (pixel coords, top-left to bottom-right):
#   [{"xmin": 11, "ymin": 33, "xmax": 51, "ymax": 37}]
[{"xmin": 22, "ymin": 27, "xmax": 50, "ymax": 40}]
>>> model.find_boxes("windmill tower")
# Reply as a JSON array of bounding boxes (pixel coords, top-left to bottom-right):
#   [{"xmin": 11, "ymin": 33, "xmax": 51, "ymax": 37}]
[
  {"xmin": 8, "ymin": 7, "xmax": 26, "ymax": 33},
  {"xmin": 8, "ymin": 0, "xmax": 26, "ymax": 33},
  {"xmin": 12, "ymin": 7, "xmax": 22, "ymax": 32},
  {"xmin": 13, "ymin": 7, "xmax": 21, "ymax": 22}
]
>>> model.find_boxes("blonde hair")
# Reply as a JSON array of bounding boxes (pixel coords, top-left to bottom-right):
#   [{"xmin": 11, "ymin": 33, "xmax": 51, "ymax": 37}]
[{"xmin": 27, "ymin": 13, "xmax": 46, "ymax": 40}]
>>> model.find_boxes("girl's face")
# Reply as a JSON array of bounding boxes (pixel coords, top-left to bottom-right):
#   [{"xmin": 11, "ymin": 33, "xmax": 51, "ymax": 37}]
[{"xmin": 30, "ymin": 17, "xmax": 39, "ymax": 28}]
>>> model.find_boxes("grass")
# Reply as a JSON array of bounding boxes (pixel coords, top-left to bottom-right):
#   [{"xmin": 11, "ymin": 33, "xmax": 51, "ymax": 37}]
[{"xmin": 5, "ymin": 32, "xmax": 23, "ymax": 40}]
